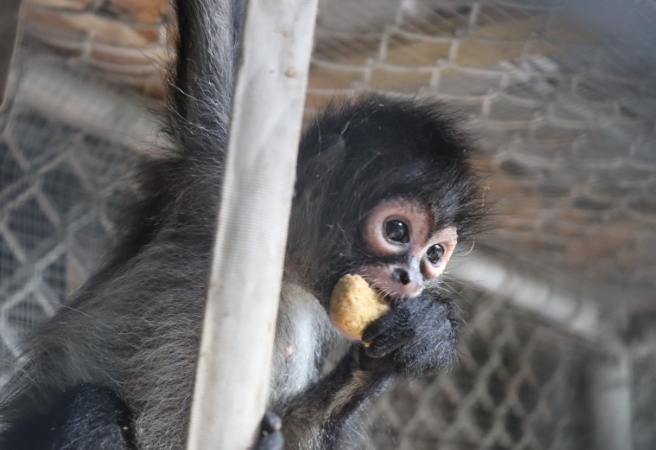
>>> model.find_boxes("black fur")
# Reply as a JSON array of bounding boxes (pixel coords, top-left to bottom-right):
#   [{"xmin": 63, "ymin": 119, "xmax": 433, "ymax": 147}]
[
  {"xmin": 287, "ymin": 95, "xmax": 482, "ymax": 304},
  {"xmin": 0, "ymin": 0, "xmax": 484, "ymax": 448},
  {"xmin": 360, "ymin": 292, "xmax": 459, "ymax": 374},
  {"xmin": 1, "ymin": 383, "xmax": 135, "ymax": 450}
]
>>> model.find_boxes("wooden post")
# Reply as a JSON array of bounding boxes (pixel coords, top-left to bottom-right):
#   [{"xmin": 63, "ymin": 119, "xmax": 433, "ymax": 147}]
[{"xmin": 186, "ymin": 1, "xmax": 318, "ymax": 449}]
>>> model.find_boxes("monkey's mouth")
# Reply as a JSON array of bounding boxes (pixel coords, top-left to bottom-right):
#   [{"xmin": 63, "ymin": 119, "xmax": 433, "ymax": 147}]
[
  {"xmin": 354, "ymin": 266, "xmax": 424, "ymax": 301},
  {"xmin": 371, "ymin": 287, "xmax": 392, "ymax": 302}
]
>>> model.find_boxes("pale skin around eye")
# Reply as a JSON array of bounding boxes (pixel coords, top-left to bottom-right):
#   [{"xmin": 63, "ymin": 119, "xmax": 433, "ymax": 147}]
[{"xmin": 361, "ymin": 199, "xmax": 457, "ymax": 287}]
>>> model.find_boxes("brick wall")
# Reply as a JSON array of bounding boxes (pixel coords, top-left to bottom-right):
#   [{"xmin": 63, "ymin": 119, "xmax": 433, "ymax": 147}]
[{"xmin": 23, "ymin": 0, "xmax": 170, "ymax": 97}]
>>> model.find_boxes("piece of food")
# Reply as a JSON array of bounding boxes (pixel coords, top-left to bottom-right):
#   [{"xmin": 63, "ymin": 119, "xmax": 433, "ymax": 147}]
[{"xmin": 329, "ymin": 274, "xmax": 390, "ymax": 341}]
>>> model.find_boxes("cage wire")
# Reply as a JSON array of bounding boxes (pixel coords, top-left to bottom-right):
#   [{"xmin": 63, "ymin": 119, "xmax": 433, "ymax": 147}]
[
  {"xmin": 0, "ymin": 52, "xmax": 160, "ymax": 383},
  {"xmin": 1, "ymin": 0, "xmax": 656, "ymax": 449},
  {"xmin": 356, "ymin": 283, "xmax": 598, "ymax": 450}
]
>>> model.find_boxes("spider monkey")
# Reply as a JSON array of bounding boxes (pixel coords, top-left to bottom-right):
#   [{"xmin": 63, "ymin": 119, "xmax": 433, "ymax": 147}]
[{"xmin": 0, "ymin": 0, "xmax": 483, "ymax": 448}]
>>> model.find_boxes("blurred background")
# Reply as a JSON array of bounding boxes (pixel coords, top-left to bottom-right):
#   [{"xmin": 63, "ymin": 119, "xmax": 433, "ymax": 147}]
[{"xmin": 0, "ymin": 0, "xmax": 655, "ymax": 449}]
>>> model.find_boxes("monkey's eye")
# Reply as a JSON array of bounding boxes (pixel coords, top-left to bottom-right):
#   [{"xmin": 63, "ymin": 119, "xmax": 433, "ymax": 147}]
[
  {"xmin": 384, "ymin": 220, "xmax": 409, "ymax": 244},
  {"xmin": 426, "ymin": 244, "xmax": 445, "ymax": 265}
]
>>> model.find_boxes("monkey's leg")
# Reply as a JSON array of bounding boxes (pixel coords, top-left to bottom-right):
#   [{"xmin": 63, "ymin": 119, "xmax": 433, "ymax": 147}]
[
  {"xmin": 277, "ymin": 347, "xmax": 392, "ymax": 450},
  {"xmin": 1, "ymin": 383, "xmax": 136, "ymax": 450}
]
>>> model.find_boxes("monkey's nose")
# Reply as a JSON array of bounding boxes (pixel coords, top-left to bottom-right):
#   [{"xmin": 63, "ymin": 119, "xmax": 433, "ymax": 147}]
[{"xmin": 393, "ymin": 268, "xmax": 411, "ymax": 285}]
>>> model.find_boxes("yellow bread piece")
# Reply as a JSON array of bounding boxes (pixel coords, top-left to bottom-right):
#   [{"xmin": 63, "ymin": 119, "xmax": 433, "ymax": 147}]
[{"xmin": 329, "ymin": 274, "xmax": 390, "ymax": 341}]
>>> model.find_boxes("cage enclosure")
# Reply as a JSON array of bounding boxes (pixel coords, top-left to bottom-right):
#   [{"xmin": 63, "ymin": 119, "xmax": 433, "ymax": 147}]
[{"xmin": 1, "ymin": 0, "xmax": 656, "ymax": 449}]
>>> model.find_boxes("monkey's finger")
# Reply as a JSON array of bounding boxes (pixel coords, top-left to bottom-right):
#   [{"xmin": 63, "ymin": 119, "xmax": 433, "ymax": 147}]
[
  {"xmin": 365, "ymin": 327, "xmax": 414, "ymax": 358},
  {"xmin": 361, "ymin": 307, "xmax": 411, "ymax": 344}
]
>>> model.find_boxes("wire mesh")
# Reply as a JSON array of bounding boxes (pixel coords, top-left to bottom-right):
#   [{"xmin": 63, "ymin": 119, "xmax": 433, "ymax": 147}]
[
  {"xmin": 631, "ymin": 345, "xmax": 656, "ymax": 450},
  {"xmin": 0, "ymin": 56, "xmax": 146, "ymax": 385},
  {"xmin": 354, "ymin": 283, "xmax": 596, "ymax": 450},
  {"xmin": 309, "ymin": 0, "xmax": 656, "ymax": 291}
]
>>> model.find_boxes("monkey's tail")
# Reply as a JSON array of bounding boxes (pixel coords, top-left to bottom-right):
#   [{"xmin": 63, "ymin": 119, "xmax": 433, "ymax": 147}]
[{"xmin": 167, "ymin": 0, "xmax": 244, "ymax": 160}]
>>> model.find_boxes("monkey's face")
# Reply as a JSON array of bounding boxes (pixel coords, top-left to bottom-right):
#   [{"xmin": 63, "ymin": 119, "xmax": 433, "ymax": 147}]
[
  {"xmin": 357, "ymin": 199, "xmax": 457, "ymax": 300},
  {"xmin": 291, "ymin": 96, "xmax": 483, "ymax": 309}
]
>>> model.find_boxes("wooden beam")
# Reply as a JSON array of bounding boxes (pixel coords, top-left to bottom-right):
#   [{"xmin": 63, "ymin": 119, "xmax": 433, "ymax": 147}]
[{"xmin": 185, "ymin": 1, "xmax": 319, "ymax": 449}]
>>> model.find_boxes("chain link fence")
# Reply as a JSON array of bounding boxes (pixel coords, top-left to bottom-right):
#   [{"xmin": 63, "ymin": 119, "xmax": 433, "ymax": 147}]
[
  {"xmin": 2, "ymin": 0, "xmax": 656, "ymax": 449},
  {"xmin": 310, "ymin": 0, "xmax": 656, "ymax": 290},
  {"xmin": 356, "ymin": 283, "xmax": 599, "ymax": 450},
  {"xmin": 0, "ymin": 54, "xmax": 156, "ymax": 384}
]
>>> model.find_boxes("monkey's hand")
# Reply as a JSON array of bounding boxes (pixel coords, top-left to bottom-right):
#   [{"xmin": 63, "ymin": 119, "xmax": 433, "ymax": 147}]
[
  {"xmin": 358, "ymin": 292, "xmax": 458, "ymax": 377},
  {"xmin": 251, "ymin": 411, "xmax": 284, "ymax": 450}
]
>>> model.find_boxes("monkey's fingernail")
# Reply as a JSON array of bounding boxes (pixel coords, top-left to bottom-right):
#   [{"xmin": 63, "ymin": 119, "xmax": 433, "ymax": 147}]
[
  {"xmin": 262, "ymin": 411, "xmax": 282, "ymax": 432},
  {"xmin": 365, "ymin": 346, "xmax": 386, "ymax": 358},
  {"xmin": 362, "ymin": 341, "xmax": 371, "ymax": 348}
]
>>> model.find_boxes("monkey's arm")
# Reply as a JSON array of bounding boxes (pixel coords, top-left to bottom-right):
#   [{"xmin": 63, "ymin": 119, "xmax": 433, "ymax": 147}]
[
  {"xmin": 278, "ymin": 291, "xmax": 457, "ymax": 449},
  {"xmin": 277, "ymin": 347, "xmax": 392, "ymax": 450}
]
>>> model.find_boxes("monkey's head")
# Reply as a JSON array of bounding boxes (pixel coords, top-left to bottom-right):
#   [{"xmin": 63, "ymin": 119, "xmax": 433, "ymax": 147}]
[{"xmin": 287, "ymin": 95, "xmax": 483, "ymax": 308}]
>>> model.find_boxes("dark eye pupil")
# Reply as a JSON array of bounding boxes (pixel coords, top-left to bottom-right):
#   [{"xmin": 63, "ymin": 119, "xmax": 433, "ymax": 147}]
[
  {"xmin": 427, "ymin": 244, "xmax": 445, "ymax": 264},
  {"xmin": 385, "ymin": 220, "xmax": 409, "ymax": 243}
]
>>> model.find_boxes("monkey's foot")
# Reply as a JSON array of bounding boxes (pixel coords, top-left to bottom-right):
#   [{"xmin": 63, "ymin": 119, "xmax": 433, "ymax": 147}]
[{"xmin": 252, "ymin": 411, "xmax": 283, "ymax": 450}]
